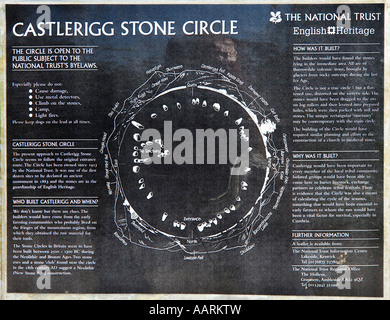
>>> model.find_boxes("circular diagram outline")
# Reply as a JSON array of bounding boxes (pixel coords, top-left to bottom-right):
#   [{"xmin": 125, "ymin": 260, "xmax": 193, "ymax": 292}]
[{"xmin": 105, "ymin": 67, "xmax": 289, "ymax": 254}]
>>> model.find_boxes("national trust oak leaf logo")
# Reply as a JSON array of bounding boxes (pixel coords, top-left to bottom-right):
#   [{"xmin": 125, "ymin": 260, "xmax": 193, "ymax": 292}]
[{"xmin": 270, "ymin": 11, "xmax": 282, "ymax": 24}]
